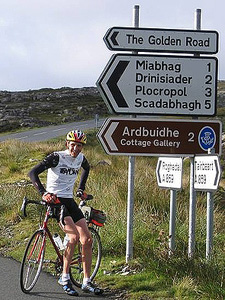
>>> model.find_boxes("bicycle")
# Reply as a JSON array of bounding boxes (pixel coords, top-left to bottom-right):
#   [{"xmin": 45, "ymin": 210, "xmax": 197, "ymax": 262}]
[{"xmin": 20, "ymin": 195, "xmax": 106, "ymax": 293}]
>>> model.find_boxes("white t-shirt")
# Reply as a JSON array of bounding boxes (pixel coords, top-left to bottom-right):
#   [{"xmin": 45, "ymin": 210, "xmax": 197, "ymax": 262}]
[{"xmin": 46, "ymin": 150, "xmax": 84, "ymax": 197}]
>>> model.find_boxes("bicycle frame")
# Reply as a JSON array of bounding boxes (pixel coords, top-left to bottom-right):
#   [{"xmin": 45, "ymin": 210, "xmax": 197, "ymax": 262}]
[
  {"xmin": 41, "ymin": 206, "xmax": 63, "ymax": 263},
  {"xmin": 37, "ymin": 205, "xmax": 82, "ymax": 268}
]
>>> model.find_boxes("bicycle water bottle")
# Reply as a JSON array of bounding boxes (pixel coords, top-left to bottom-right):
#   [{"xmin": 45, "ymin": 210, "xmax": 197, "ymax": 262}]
[
  {"xmin": 63, "ymin": 234, "xmax": 70, "ymax": 248},
  {"xmin": 53, "ymin": 233, "xmax": 64, "ymax": 250}
]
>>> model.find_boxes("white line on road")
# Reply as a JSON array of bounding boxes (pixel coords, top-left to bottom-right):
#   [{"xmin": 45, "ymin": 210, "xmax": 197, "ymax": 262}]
[
  {"xmin": 34, "ymin": 131, "xmax": 47, "ymax": 136},
  {"xmin": 79, "ymin": 123, "xmax": 88, "ymax": 127},
  {"xmin": 16, "ymin": 136, "xmax": 28, "ymax": 140},
  {"xmin": 53, "ymin": 127, "xmax": 67, "ymax": 132}
]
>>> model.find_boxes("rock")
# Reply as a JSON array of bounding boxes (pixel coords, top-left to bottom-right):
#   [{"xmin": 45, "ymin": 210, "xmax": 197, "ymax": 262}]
[{"xmin": 0, "ymin": 86, "xmax": 108, "ymax": 133}]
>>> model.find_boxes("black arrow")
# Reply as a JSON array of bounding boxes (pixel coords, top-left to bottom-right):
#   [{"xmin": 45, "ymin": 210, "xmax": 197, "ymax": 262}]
[
  {"xmin": 214, "ymin": 159, "xmax": 220, "ymax": 186},
  {"xmin": 110, "ymin": 31, "xmax": 119, "ymax": 46},
  {"xmin": 157, "ymin": 161, "xmax": 162, "ymax": 183},
  {"xmin": 106, "ymin": 60, "xmax": 129, "ymax": 108}
]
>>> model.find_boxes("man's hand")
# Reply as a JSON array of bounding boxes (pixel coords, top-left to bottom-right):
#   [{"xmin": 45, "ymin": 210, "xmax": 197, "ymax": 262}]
[
  {"xmin": 76, "ymin": 189, "xmax": 88, "ymax": 200},
  {"xmin": 42, "ymin": 192, "xmax": 59, "ymax": 204}
]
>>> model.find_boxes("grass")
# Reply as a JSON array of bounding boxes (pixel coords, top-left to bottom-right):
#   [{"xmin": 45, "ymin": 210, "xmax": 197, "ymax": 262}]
[{"xmin": 0, "ymin": 129, "xmax": 225, "ymax": 299}]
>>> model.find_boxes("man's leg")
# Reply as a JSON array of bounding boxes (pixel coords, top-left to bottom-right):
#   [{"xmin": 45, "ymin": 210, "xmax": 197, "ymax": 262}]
[
  {"xmin": 62, "ymin": 216, "xmax": 80, "ymax": 274},
  {"xmin": 58, "ymin": 216, "xmax": 79, "ymax": 296},
  {"xmin": 74, "ymin": 218, "xmax": 103, "ymax": 295},
  {"xmin": 74, "ymin": 218, "xmax": 92, "ymax": 279}
]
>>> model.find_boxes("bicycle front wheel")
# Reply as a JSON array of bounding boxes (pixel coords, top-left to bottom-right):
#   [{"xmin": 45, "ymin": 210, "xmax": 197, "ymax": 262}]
[
  {"xmin": 70, "ymin": 227, "xmax": 102, "ymax": 287},
  {"xmin": 20, "ymin": 229, "xmax": 46, "ymax": 293}
]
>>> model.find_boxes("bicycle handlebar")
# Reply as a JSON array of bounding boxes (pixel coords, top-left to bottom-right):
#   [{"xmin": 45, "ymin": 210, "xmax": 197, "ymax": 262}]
[
  {"xmin": 21, "ymin": 194, "xmax": 94, "ymax": 217},
  {"xmin": 78, "ymin": 194, "xmax": 93, "ymax": 208},
  {"xmin": 21, "ymin": 196, "xmax": 45, "ymax": 217}
]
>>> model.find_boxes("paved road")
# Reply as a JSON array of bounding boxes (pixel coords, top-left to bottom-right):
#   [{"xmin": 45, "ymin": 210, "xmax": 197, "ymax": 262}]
[
  {"xmin": 0, "ymin": 256, "xmax": 112, "ymax": 299},
  {"xmin": 0, "ymin": 118, "xmax": 105, "ymax": 142}
]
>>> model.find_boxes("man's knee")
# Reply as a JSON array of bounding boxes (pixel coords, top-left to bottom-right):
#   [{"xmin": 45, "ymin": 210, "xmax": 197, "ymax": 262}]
[
  {"xmin": 81, "ymin": 235, "xmax": 93, "ymax": 247},
  {"xmin": 68, "ymin": 234, "xmax": 79, "ymax": 245}
]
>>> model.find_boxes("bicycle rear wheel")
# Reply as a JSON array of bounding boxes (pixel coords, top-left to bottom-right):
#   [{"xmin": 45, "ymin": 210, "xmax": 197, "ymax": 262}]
[
  {"xmin": 70, "ymin": 227, "xmax": 102, "ymax": 287},
  {"xmin": 20, "ymin": 229, "xmax": 46, "ymax": 293}
]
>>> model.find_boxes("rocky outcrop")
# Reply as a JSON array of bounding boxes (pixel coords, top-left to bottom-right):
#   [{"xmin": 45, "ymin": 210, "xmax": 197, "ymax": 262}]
[
  {"xmin": 0, "ymin": 87, "xmax": 108, "ymax": 132},
  {"xmin": 1, "ymin": 82, "xmax": 225, "ymax": 133}
]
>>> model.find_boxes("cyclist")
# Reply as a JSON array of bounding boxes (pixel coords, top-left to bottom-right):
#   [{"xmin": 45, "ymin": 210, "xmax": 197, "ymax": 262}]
[{"xmin": 28, "ymin": 130, "xmax": 103, "ymax": 296}]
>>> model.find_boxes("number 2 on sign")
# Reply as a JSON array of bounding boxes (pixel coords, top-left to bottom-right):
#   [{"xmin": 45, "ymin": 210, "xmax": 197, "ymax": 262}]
[{"xmin": 188, "ymin": 132, "xmax": 195, "ymax": 142}]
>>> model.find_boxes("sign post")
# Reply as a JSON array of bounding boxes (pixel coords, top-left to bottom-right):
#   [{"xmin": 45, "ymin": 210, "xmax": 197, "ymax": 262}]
[
  {"xmin": 156, "ymin": 157, "xmax": 183, "ymax": 189},
  {"xmin": 194, "ymin": 155, "xmax": 221, "ymax": 191},
  {"xmin": 156, "ymin": 156, "xmax": 183, "ymax": 254},
  {"xmin": 97, "ymin": 7, "xmax": 220, "ymax": 260},
  {"xmin": 97, "ymin": 117, "xmax": 222, "ymax": 156},
  {"xmin": 125, "ymin": 4, "xmax": 140, "ymax": 263},
  {"xmin": 104, "ymin": 27, "xmax": 218, "ymax": 54},
  {"xmin": 97, "ymin": 54, "xmax": 217, "ymax": 116},
  {"xmin": 169, "ymin": 190, "xmax": 177, "ymax": 255},
  {"xmin": 194, "ymin": 153, "xmax": 221, "ymax": 259}
]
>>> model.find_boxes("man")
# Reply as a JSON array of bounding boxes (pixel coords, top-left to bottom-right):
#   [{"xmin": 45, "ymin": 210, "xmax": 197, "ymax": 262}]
[{"xmin": 28, "ymin": 130, "xmax": 103, "ymax": 296}]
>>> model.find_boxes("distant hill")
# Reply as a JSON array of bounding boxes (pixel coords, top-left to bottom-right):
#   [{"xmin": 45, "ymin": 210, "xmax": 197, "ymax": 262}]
[
  {"xmin": 0, "ymin": 86, "xmax": 108, "ymax": 133},
  {"xmin": 0, "ymin": 82, "xmax": 225, "ymax": 133}
]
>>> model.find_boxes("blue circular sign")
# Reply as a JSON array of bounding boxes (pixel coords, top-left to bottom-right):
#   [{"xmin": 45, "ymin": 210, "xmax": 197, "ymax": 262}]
[{"xmin": 198, "ymin": 126, "xmax": 216, "ymax": 151}]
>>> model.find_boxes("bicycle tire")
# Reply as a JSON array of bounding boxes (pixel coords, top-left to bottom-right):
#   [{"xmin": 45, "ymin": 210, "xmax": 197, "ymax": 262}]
[
  {"xmin": 70, "ymin": 227, "xmax": 102, "ymax": 287},
  {"xmin": 20, "ymin": 229, "xmax": 46, "ymax": 293}
]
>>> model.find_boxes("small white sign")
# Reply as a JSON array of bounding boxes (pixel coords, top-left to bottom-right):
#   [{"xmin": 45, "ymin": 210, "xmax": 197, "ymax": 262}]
[
  {"xmin": 194, "ymin": 155, "xmax": 221, "ymax": 191},
  {"xmin": 156, "ymin": 157, "xmax": 183, "ymax": 189}
]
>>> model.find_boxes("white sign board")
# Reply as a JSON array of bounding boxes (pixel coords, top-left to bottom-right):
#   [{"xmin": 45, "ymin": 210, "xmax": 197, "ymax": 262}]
[
  {"xmin": 104, "ymin": 27, "xmax": 219, "ymax": 54},
  {"xmin": 96, "ymin": 54, "xmax": 218, "ymax": 116},
  {"xmin": 156, "ymin": 157, "xmax": 183, "ymax": 189},
  {"xmin": 194, "ymin": 155, "xmax": 221, "ymax": 191}
]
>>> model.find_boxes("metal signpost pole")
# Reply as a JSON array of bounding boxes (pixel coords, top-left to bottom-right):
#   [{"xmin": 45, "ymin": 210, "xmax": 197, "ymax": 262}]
[
  {"xmin": 206, "ymin": 148, "xmax": 215, "ymax": 259},
  {"xmin": 169, "ymin": 189, "xmax": 177, "ymax": 255},
  {"xmin": 156, "ymin": 156, "xmax": 182, "ymax": 256},
  {"xmin": 206, "ymin": 192, "xmax": 214, "ymax": 259},
  {"xmin": 188, "ymin": 8, "xmax": 201, "ymax": 259},
  {"xmin": 126, "ymin": 4, "xmax": 139, "ymax": 262}
]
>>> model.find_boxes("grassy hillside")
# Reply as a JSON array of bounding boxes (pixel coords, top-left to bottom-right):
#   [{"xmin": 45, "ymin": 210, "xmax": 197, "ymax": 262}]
[{"xmin": 0, "ymin": 130, "xmax": 225, "ymax": 299}]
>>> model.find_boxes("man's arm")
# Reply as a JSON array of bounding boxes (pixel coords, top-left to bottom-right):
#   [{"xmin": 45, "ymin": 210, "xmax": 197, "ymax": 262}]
[
  {"xmin": 78, "ymin": 156, "xmax": 90, "ymax": 191},
  {"xmin": 28, "ymin": 152, "xmax": 59, "ymax": 195}
]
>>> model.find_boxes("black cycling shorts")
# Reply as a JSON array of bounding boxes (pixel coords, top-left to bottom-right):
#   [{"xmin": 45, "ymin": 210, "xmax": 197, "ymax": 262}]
[{"xmin": 55, "ymin": 197, "xmax": 84, "ymax": 224}]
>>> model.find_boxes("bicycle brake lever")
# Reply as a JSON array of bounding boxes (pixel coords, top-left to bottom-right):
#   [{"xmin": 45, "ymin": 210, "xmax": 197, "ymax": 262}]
[
  {"xmin": 79, "ymin": 200, "xmax": 86, "ymax": 208},
  {"xmin": 21, "ymin": 196, "xmax": 28, "ymax": 217}
]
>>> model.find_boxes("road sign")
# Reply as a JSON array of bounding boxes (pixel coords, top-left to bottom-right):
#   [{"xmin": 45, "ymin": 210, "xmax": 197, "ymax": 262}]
[
  {"xmin": 97, "ymin": 117, "xmax": 222, "ymax": 156},
  {"xmin": 96, "ymin": 54, "xmax": 218, "ymax": 116},
  {"xmin": 104, "ymin": 27, "xmax": 219, "ymax": 54},
  {"xmin": 156, "ymin": 157, "xmax": 183, "ymax": 189},
  {"xmin": 194, "ymin": 156, "xmax": 221, "ymax": 191}
]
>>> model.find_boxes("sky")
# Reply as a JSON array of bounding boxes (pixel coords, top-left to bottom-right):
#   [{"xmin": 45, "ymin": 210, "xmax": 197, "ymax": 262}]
[{"xmin": 0, "ymin": 0, "xmax": 224, "ymax": 91}]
